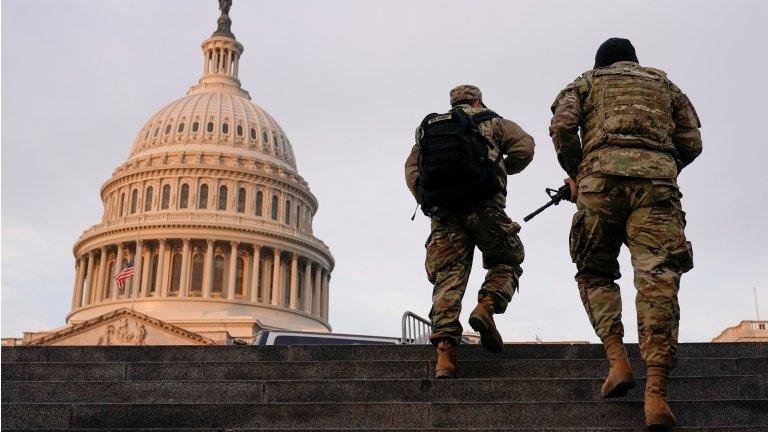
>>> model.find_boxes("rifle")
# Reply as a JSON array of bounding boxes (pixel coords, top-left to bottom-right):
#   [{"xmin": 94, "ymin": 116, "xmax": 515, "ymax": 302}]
[{"xmin": 523, "ymin": 184, "xmax": 571, "ymax": 222}]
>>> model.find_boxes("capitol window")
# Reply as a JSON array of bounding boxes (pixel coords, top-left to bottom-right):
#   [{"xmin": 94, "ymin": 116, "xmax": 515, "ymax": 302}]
[
  {"xmin": 285, "ymin": 199, "xmax": 291, "ymax": 225},
  {"xmin": 154, "ymin": 127, "xmax": 159, "ymax": 137},
  {"xmin": 237, "ymin": 125, "xmax": 243, "ymax": 136},
  {"xmin": 190, "ymin": 254, "xmax": 204, "ymax": 296},
  {"xmin": 255, "ymin": 191, "xmax": 263, "ymax": 216},
  {"xmin": 144, "ymin": 186, "xmax": 154, "ymax": 212},
  {"xmin": 161, "ymin": 185, "xmax": 171, "ymax": 210},
  {"xmin": 296, "ymin": 203, "xmax": 301, "ymax": 228},
  {"xmin": 119, "ymin": 192, "xmax": 125, "ymax": 216},
  {"xmin": 179, "ymin": 184, "xmax": 190, "ymax": 209},
  {"xmin": 130, "ymin": 189, "xmax": 139, "ymax": 214},
  {"xmin": 147, "ymin": 253, "xmax": 158, "ymax": 295},
  {"xmin": 262, "ymin": 131, "xmax": 269, "ymax": 143},
  {"xmin": 218, "ymin": 185, "xmax": 228, "ymax": 210},
  {"xmin": 207, "ymin": 122, "xmax": 214, "ymax": 133},
  {"xmin": 169, "ymin": 252, "xmax": 182, "ymax": 295},
  {"xmin": 237, "ymin": 187, "xmax": 246, "ymax": 213},
  {"xmin": 235, "ymin": 257, "xmax": 245, "ymax": 296},
  {"xmin": 198, "ymin": 184, "xmax": 209, "ymax": 209},
  {"xmin": 222, "ymin": 123, "xmax": 229, "ymax": 134},
  {"xmin": 178, "ymin": 123, "xmax": 185, "ymax": 133},
  {"xmin": 271, "ymin": 195, "xmax": 279, "ymax": 220},
  {"xmin": 250, "ymin": 128, "xmax": 256, "ymax": 140},
  {"xmin": 165, "ymin": 124, "xmax": 172, "ymax": 134},
  {"xmin": 192, "ymin": 122, "xmax": 199, "ymax": 132},
  {"xmin": 212, "ymin": 255, "xmax": 225, "ymax": 295}
]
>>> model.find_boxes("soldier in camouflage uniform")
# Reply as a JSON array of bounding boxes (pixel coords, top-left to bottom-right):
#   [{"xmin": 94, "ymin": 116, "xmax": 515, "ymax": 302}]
[
  {"xmin": 550, "ymin": 38, "xmax": 702, "ymax": 430},
  {"xmin": 405, "ymin": 85, "xmax": 534, "ymax": 378}
]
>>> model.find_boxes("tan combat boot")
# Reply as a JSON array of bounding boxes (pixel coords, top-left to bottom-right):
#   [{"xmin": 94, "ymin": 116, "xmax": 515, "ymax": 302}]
[
  {"xmin": 644, "ymin": 366, "xmax": 676, "ymax": 431},
  {"xmin": 601, "ymin": 334, "xmax": 636, "ymax": 398},
  {"xmin": 435, "ymin": 339, "xmax": 457, "ymax": 379},
  {"xmin": 468, "ymin": 295, "xmax": 503, "ymax": 353}
]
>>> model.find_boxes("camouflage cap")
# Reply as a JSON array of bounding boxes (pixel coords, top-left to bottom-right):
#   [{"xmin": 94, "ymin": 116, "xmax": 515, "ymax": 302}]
[{"xmin": 450, "ymin": 85, "xmax": 485, "ymax": 106}]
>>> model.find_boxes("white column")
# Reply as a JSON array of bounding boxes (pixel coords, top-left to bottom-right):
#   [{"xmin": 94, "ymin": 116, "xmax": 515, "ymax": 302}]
[
  {"xmin": 302, "ymin": 260, "xmax": 313, "ymax": 313},
  {"xmin": 270, "ymin": 248, "xmax": 282, "ymax": 305},
  {"xmin": 95, "ymin": 246, "xmax": 108, "ymax": 302},
  {"xmin": 156, "ymin": 239, "xmax": 166, "ymax": 297},
  {"xmin": 203, "ymin": 49, "xmax": 210, "ymax": 74},
  {"xmin": 250, "ymin": 245, "xmax": 261, "ymax": 302},
  {"xmin": 322, "ymin": 271, "xmax": 330, "ymax": 321},
  {"xmin": 111, "ymin": 243, "xmax": 124, "ymax": 300},
  {"xmin": 233, "ymin": 55, "xmax": 239, "ymax": 76},
  {"xmin": 140, "ymin": 246, "xmax": 150, "ymax": 298},
  {"xmin": 132, "ymin": 240, "xmax": 144, "ymax": 298},
  {"xmin": 83, "ymin": 251, "xmax": 96, "ymax": 306},
  {"xmin": 203, "ymin": 239, "xmax": 214, "ymax": 298},
  {"xmin": 313, "ymin": 266, "xmax": 322, "ymax": 315},
  {"xmin": 227, "ymin": 241, "xmax": 239, "ymax": 299},
  {"xmin": 289, "ymin": 253, "xmax": 299, "ymax": 309},
  {"xmin": 180, "ymin": 239, "xmax": 191, "ymax": 297},
  {"xmin": 71, "ymin": 258, "xmax": 84, "ymax": 309}
]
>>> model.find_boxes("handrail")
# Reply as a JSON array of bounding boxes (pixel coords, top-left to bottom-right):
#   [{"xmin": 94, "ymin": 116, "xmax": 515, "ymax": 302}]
[{"xmin": 401, "ymin": 311, "xmax": 431, "ymax": 345}]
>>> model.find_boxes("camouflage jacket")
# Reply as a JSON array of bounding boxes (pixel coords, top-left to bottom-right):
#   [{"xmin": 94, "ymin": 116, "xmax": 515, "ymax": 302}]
[
  {"xmin": 550, "ymin": 61, "xmax": 702, "ymax": 182},
  {"xmin": 405, "ymin": 104, "xmax": 535, "ymax": 208}
]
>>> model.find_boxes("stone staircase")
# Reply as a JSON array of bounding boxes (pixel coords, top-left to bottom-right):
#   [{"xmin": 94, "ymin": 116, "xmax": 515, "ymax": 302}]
[{"xmin": 2, "ymin": 343, "xmax": 767, "ymax": 430}]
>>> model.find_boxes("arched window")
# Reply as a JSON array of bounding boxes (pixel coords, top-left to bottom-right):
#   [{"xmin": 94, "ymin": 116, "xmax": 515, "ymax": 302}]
[
  {"xmin": 218, "ymin": 185, "xmax": 228, "ymax": 210},
  {"xmin": 198, "ymin": 184, "xmax": 209, "ymax": 209},
  {"xmin": 178, "ymin": 123, "xmax": 185, "ymax": 133},
  {"xmin": 161, "ymin": 185, "xmax": 171, "ymax": 209},
  {"xmin": 192, "ymin": 121, "xmax": 199, "ymax": 132},
  {"xmin": 153, "ymin": 127, "xmax": 159, "ymax": 137},
  {"xmin": 271, "ymin": 195, "xmax": 279, "ymax": 220},
  {"xmin": 212, "ymin": 255, "xmax": 225, "ymax": 296},
  {"xmin": 222, "ymin": 123, "xmax": 229, "ymax": 134},
  {"xmin": 285, "ymin": 199, "xmax": 291, "ymax": 225},
  {"xmin": 250, "ymin": 128, "xmax": 257, "ymax": 140},
  {"xmin": 179, "ymin": 184, "xmax": 189, "ymax": 209},
  {"xmin": 296, "ymin": 204, "xmax": 301, "ymax": 228},
  {"xmin": 165, "ymin": 124, "xmax": 172, "ymax": 134},
  {"xmin": 147, "ymin": 253, "xmax": 158, "ymax": 295},
  {"xmin": 144, "ymin": 186, "xmax": 154, "ymax": 212},
  {"xmin": 282, "ymin": 265, "xmax": 291, "ymax": 305},
  {"xmin": 169, "ymin": 252, "xmax": 182, "ymax": 295},
  {"xmin": 235, "ymin": 256, "xmax": 245, "ymax": 296},
  {"xmin": 262, "ymin": 131, "xmax": 270, "ymax": 144},
  {"xmin": 237, "ymin": 187, "xmax": 246, "ymax": 213},
  {"xmin": 190, "ymin": 254, "xmax": 204, "ymax": 296},
  {"xmin": 207, "ymin": 122, "xmax": 214, "ymax": 133},
  {"xmin": 236, "ymin": 125, "xmax": 243, "ymax": 136},
  {"xmin": 119, "ymin": 193, "xmax": 125, "ymax": 216},
  {"xmin": 255, "ymin": 191, "xmax": 263, "ymax": 216},
  {"xmin": 130, "ymin": 189, "xmax": 138, "ymax": 214}
]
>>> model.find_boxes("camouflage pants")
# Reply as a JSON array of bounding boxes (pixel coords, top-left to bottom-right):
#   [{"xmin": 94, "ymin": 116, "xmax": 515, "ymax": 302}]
[
  {"xmin": 570, "ymin": 174, "xmax": 694, "ymax": 369},
  {"xmin": 426, "ymin": 206, "xmax": 525, "ymax": 346}
]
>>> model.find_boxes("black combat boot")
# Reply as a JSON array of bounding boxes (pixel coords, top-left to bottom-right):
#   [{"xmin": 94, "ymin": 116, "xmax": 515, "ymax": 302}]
[
  {"xmin": 468, "ymin": 295, "xmax": 503, "ymax": 353},
  {"xmin": 644, "ymin": 366, "xmax": 676, "ymax": 431},
  {"xmin": 601, "ymin": 334, "xmax": 636, "ymax": 398},
  {"xmin": 435, "ymin": 339, "xmax": 457, "ymax": 379}
]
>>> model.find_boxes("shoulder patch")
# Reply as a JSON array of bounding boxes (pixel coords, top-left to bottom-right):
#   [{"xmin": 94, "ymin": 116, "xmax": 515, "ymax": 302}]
[{"xmin": 427, "ymin": 113, "xmax": 452, "ymax": 125}]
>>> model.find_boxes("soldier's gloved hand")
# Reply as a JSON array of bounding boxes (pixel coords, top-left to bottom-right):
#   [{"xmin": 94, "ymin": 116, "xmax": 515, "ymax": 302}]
[{"xmin": 564, "ymin": 177, "xmax": 578, "ymax": 203}]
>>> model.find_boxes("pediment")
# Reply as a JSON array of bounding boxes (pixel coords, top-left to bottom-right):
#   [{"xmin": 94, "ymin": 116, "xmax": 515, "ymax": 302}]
[{"xmin": 29, "ymin": 308, "xmax": 216, "ymax": 346}]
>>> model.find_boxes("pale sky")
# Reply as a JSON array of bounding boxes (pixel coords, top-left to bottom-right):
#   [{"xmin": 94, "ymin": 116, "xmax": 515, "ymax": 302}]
[{"xmin": 2, "ymin": 0, "xmax": 767, "ymax": 342}]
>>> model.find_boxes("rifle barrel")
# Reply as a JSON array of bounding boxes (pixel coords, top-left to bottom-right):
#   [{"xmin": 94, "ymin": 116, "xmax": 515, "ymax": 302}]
[{"xmin": 523, "ymin": 199, "xmax": 557, "ymax": 222}]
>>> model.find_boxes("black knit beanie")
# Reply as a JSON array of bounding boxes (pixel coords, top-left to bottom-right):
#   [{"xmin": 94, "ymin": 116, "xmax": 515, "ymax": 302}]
[{"xmin": 594, "ymin": 38, "xmax": 639, "ymax": 68}]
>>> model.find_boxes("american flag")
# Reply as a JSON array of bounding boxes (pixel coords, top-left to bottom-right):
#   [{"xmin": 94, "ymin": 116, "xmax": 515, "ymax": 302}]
[{"xmin": 114, "ymin": 260, "xmax": 135, "ymax": 289}]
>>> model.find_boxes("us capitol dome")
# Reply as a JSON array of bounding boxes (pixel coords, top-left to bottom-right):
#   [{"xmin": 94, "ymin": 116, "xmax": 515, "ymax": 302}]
[{"xmin": 27, "ymin": 2, "xmax": 334, "ymax": 345}]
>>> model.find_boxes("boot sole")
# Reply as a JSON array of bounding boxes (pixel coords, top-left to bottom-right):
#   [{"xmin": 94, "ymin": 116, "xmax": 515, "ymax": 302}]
[
  {"xmin": 435, "ymin": 370, "xmax": 456, "ymax": 379},
  {"xmin": 601, "ymin": 378, "xmax": 636, "ymax": 398},
  {"xmin": 646, "ymin": 414, "xmax": 676, "ymax": 431},
  {"xmin": 468, "ymin": 315, "xmax": 503, "ymax": 353}
]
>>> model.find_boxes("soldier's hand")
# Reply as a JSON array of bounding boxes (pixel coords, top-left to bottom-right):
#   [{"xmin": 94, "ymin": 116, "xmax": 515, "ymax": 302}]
[{"xmin": 564, "ymin": 177, "xmax": 578, "ymax": 203}]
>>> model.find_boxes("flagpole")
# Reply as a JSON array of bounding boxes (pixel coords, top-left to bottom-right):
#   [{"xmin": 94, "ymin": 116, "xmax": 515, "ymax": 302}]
[
  {"xmin": 755, "ymin": 287, "xmax": 761, "ymax": 322},
  {"xmin": 130, "ymin": 215, "xmax": 140, "ymax": 312}
]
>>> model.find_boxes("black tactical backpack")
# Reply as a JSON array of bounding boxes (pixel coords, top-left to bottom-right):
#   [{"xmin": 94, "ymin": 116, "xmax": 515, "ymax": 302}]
[{"xmin": 416, "ymin": 109, "xmax": 502, "ymax": 209}]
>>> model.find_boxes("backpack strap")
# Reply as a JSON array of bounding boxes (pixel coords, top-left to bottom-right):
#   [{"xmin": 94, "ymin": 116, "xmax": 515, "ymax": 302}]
[{"xmin": 471, "ymin": 110, "xmax": 500, "ymax": 124}]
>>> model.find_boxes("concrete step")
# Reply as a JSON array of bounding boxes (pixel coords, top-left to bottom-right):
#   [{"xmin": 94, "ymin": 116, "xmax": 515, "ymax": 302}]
[
  {"xmin": 3, "ymin": 376, "xmax": 766, "ymax": 404},
  {"xmin": 13, "ymin": 428, "xmax": 768, "ymax": 432},
  {"xmin": 4, "ymin": 343, "xmax": 767, "ymax": 363},
  {"xmin": 3, "ymin": 401, "xmax": 767, "ymax": 430},
  {"xmin": 5, "ymin": 357, "xmax": 767, "ymax": 382}
]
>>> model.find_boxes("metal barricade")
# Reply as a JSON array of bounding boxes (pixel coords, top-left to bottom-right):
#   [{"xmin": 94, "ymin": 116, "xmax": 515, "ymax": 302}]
[{"xmin": 401, "ymin": 311, "xmax": 431, "ymax": 344}]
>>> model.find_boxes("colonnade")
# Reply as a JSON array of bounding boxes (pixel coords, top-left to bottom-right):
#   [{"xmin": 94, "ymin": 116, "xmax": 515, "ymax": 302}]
[{"xmin": 71, "ymin": 238, "xmax": 330, "ymax": 321}]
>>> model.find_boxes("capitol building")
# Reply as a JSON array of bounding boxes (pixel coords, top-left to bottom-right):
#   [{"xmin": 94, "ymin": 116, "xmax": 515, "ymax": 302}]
[{"xmin": 16, "ymin": 2, "xmax": 334, "ymax": 346}]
